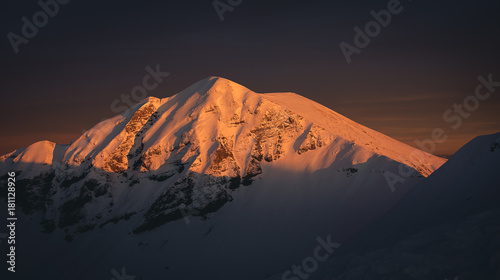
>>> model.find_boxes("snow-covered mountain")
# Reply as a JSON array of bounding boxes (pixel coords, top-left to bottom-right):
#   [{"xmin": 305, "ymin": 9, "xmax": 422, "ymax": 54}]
[
  {"xmin": 311, "ymin": 132, "xmax": 500, "ymax": 280},
  {"xmin": 0, "ymin": 77, "xmax": 446, "ymax": 279}
]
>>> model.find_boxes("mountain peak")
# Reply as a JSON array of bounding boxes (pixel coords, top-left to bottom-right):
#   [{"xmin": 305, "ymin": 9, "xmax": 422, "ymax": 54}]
[
  {"xmin": 177, "ymin": 76, "xmax": 252, "ymax": 100},
  {"xmin": 0, "ymin": 77, "xmax": 449, "ymax": 277},
  {"xmin": 0, "ymin": 75, "xmax": 493, "ymax": 280},
  {"xmin": 3, "ymin": 77, "xmax": 446, "ymax": 179}
]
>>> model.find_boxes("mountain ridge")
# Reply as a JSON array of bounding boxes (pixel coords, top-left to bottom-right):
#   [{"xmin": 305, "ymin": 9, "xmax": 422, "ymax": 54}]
[
  {"xmin": 2, "ymin": 76, "xmax": 445, "ymax": 175},
  {"xmin": 0, "ymin": 76, "xmax": 446, "ymax": 235},
  {"xmin": 0, "ymin": 76, "xmax": 452, "ymax": 280}
]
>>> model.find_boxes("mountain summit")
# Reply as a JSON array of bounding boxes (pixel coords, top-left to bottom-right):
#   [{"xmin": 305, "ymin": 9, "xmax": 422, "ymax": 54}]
[
  {"xmin": 0, "ymin": 77, "xmax": 446, "ymax": 279},
  {"xmin": 4, "ymin": 76, "xmax": 444, "ymax": 176}
]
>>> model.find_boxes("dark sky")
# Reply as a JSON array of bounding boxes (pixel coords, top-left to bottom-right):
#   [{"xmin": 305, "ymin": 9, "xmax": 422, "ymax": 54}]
[{"xmin": 1, "ymin": 0, "xmax": 499, "ymax": 156}]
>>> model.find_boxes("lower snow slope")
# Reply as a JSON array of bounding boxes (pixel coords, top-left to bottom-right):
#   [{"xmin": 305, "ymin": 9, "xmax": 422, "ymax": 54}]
[{"xmin": 310, "ymin": 132, "xmax": 500, "ymax": 280}]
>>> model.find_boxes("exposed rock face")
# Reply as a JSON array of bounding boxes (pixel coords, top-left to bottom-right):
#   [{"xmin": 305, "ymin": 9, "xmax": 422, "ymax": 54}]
[
  {"xmin": 103, "ymin": 102, "xmax": 160, "ymax": 173},
  {"xmin": 0, "ymin": 77, "xmax": 446, "ymax": 240}
]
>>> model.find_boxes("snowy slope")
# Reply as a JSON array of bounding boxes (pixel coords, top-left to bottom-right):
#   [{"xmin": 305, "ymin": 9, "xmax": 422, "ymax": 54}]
[
  {"xmin": 0, "ymin": 77, "xmax": 446, "ymax": 280},
  {"xmin": 311, "ymin": 132, "xmax": 500, "ymax": 280}
]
